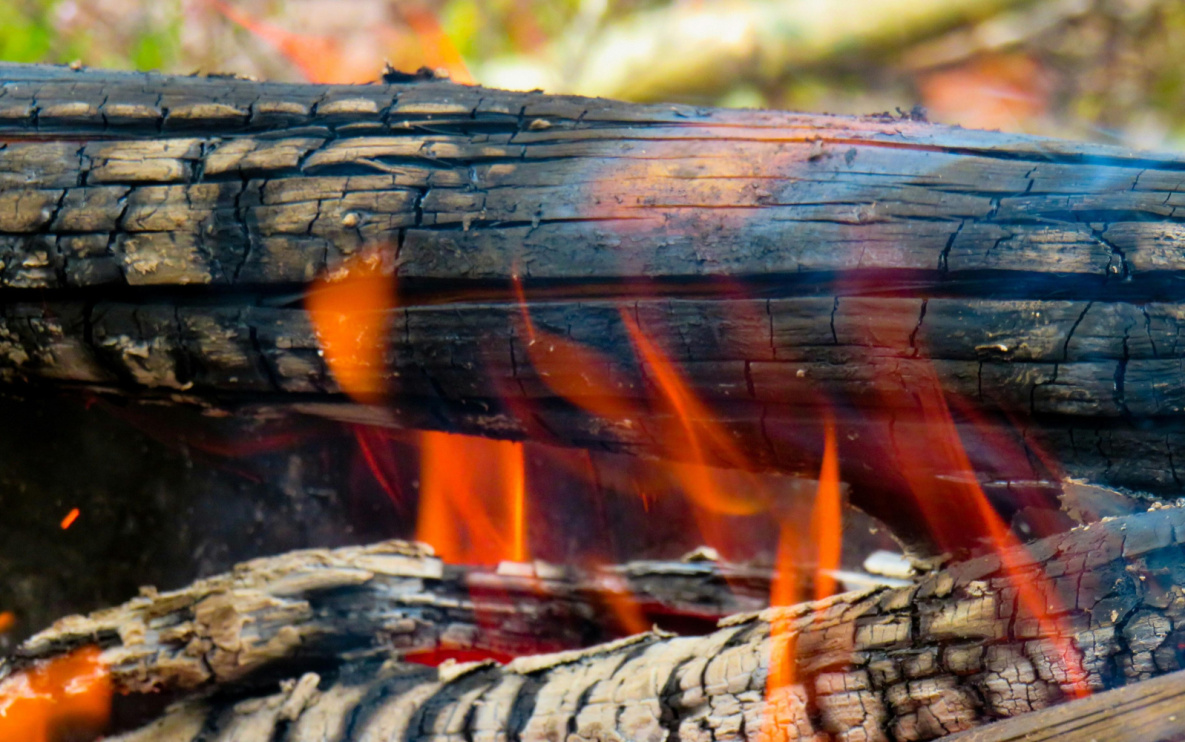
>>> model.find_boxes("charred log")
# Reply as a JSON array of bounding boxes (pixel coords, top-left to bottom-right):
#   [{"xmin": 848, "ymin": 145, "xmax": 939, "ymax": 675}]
[
  {"xmin": 940, "ymin": 665, "xmax": 1185, "ymax": 740},
  {"xmin": 0, "ymin": 542, "xmax": 775, "ymax": 697},
  {"xmin": 4, "ymin": 64, "xmax": 1185, "ymax": 546},
  {"xmin": 7, "ymin": 505, "xmax": 1185, "ymax": 741}
]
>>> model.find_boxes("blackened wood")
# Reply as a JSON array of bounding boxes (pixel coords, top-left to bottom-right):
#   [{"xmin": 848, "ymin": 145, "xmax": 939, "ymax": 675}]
[
  {"xmin": 3, "ymin": 63, "xmax": 1185, "ymax": 531},
  {"xmin": 72, "ymin": 505, "xmax": 1185, "ymax": 741},
  {"xmin": 0, "ymin": 541, "xmax": 773, "ymax": 697}
]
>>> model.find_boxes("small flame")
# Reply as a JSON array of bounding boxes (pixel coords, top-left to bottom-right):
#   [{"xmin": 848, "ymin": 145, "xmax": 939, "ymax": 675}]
[
  {"xmin": 0, "ymin": 647, "xmax": 112, "ymax": 742},
  {"xmin": 512, "ymin": 278, "xmax": 641, "ymax": 423},
  {"xmin": 621, "ymin": 311, "xmax": 768, "ymax": 516},
  {"xmin": 306, "ymin": 249, "xmax": 396, "ymax": 405},
  {"xmin": 415, "ymin": 431, "xmax": 528, "ymax": 565},
  {"xmin": 763, "ymin": 417, "xmax": 844, "ymax": 737},
  {"xmin": 0, "ymin": 612, "xmax": 14, "ymax": 634},
  {"xmin": 59, "ymin": 508, "xmax": 80, "ymax": 531},
  {"xmin": 598, "ymin": 572, "xmax": 651, "ymax": 636},
  {"xmin": 809, "ymin": 420, "xmax": 841, "ymax": 601},
  {"xmin": 206, "ymin": 0, "xmax": 356, "ymax": 83}
]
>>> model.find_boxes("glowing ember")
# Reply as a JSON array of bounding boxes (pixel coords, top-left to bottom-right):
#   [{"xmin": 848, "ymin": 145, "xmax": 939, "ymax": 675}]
[
  {"xmin": 415, "ymin": 431, "xmax": 528, "ymax": 565},
  {"xmin": 306, "ymin": 249, "xmax": 396, "ymax": 405},
  {"xmin": 59, "ymin": 508, "xmax": 80, "ymax": 531},
  {"xmin": 0, "ymin": 612, "xmax": 14, "ymax": 634},
  {"xmin": 0, "ymin": 646, "xmax": 112, "ymax": 742}
]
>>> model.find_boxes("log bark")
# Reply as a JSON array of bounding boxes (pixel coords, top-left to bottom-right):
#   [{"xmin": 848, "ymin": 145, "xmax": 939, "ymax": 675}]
[
  {"xmin": 4, "ymin": 63, "xmax": 1185, "ymax": 543},
  {"xmin": 10, "ymin": 505, "xmax": 1185, "ymax": 742},
  {"xmin": 0, "ymin": 542, "xmax": 774, "ymax": 697},
  {"xmin": 940, "ymin": 666, "xmax": 1185, "ymax": 741}
]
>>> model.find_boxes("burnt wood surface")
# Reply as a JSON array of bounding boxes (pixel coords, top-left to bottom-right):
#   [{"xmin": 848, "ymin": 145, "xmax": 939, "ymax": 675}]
[
  {"xmin": 10, "ymin": 505, "xmax": 1183, "ymax": 742},
  {"xmin": 0, "ymin": 541, "xmax": 774, "ymax": 697},
  {"xmin": 941, "ymin": 666, "xmax": 1185, "ymax": 741},
  {"xmin": 4, "ymin": 63, "xmax": 1185, "ymax": 532}
]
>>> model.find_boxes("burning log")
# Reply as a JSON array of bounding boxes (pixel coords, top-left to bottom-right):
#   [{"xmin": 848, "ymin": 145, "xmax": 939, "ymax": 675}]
[
  {"xmin": 0, "ymin": 540, "xmax": 774, "ymax": 698},
  {"xmin": 3, "ymin": 63, "xmax": 1185, "ymax": 547},
  {"xmin": 6, "ymin": 505, "xmax": 1185, "ymax": 741}
]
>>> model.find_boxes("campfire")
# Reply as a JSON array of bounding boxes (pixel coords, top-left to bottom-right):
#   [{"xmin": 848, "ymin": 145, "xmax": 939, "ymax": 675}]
[{"xmin": 1, "ymin": 57, "xmax": 1184, "ymax": 742}]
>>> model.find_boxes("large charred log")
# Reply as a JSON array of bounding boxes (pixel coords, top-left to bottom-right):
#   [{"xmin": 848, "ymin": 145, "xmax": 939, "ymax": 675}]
[
  {"xmin": 2, "ymin": 63, "xmax": 1185, "ymax": 546},
  {"xmin": 8, "ymin": 505, "xmax": 1185, "ymax": 742}
]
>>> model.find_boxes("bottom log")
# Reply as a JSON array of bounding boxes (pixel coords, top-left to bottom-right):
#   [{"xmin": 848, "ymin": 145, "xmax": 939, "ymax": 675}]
[
  {"xmin": 943, "ymin": 665, "xmax": 1185, "ymax": 741},
  {"xmin": 13, "ymin": 505, "xmax": 1185, "ymax": 742}
]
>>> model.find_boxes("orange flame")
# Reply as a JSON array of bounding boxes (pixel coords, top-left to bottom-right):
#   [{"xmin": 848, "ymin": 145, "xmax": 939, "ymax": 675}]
[
  {"xmin": 306, "ymin": 249, "xmax": 396, "ymax": 405},
  {"xmin": 595, "ymin": 570, "xmax": 651, "ymax": 636},
  {"xmin": 0, "ymin": 647, "xmax": 112, "ymax": 742},
  {"xmin": 415, "ymin": 431, "xmax": 528, "ymax": 565},
  {"xmin": 898, "ymin": 368, "xmax": 1089, "ymax": 698},
  {"xmin": 207, "ymin": 0, "xmax": 360, "ymax": 83},
  {"xmin": 764, "ymin": 415, "xmax": 844, "ymax": 735},
  {"xmin": 0, "ymin": 612, "xmax": 14, "ymax": 634},
  {"xmin": 809, "ymin": 420, "xmax": 841, "ymax": 601},
  {"xmin": 512, "ymin": 279, "xmax": 641, "ymax": 423},
  {"xmin": 620, "ymin": 310, "xmax": 769, "ymax": 517}
]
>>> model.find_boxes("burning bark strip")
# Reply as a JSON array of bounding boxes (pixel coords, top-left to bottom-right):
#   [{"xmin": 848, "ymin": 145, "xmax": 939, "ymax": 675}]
[
  {"xmin": 3, "ymin": 63, "xmax": 1185, "ymax": 549},
  {"xmin": 2, "ymin": 506, "xmax": 1184, "ymax": 741}
]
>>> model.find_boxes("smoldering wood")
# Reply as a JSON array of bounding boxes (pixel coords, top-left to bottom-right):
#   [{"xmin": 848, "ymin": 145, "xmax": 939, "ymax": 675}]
[
  {"xmin": 0, "ymin": 541, "xmax": 775, "ymax": 697},
  {"xmin": 12, "ymin": 505, "xmax": 1185, "ymax": 742},
  {"xmin": 5, "ymin": 63, "xmax": 1185, "ymax": 545}
]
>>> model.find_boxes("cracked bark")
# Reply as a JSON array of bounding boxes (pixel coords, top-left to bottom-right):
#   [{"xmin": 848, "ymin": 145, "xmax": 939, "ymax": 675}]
[
  {"xmin": 0, "ymin": 541, "xmax": 775, "ymax": 697},
  {"xmin": 5, "ymin": 63, "xmax": 1185, "ymax": 544},
  {"xmin": 9, "ymin": 505, "xmax": 1185, "ymax": 742}
]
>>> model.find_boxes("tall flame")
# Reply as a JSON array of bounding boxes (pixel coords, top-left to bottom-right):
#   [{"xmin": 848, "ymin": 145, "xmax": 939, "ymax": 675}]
[
  {"xmin": 415, "ymin": 431, "xmax": 528, "ymax": 565},
  {"xmin": 809, "ymin": 420, "xmax": 842, "ymax": 601},
  {"xmin": 0, "ymin": 647, "xmax": 112, "ymax": 742},
  {"xmin": 896, "ymin": 367, "xmax": 1089, "ymax": 698},
  {"xmin": 764, "ymin": 416, "xmax": 844, "ymax": 738}
]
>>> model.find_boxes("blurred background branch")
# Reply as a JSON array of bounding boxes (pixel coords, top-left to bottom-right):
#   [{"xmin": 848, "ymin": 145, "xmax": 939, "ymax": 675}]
[{"xmin": 1, "ymin": 0, "xmax": 1183, "ymax": 147}]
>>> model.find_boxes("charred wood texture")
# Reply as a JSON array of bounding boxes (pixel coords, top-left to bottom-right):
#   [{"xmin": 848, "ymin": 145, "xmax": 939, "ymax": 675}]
[
  {"xmin": 7, "ymin": 505, "xmax": 1180, "ymax": 741},
  {"xmin": 4, "ymin": 63, "xmax": 1185, "ymax": 534},
  {"xmin": 0, "ymin": 541, "xmax": 771, "ymax": 697}
]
